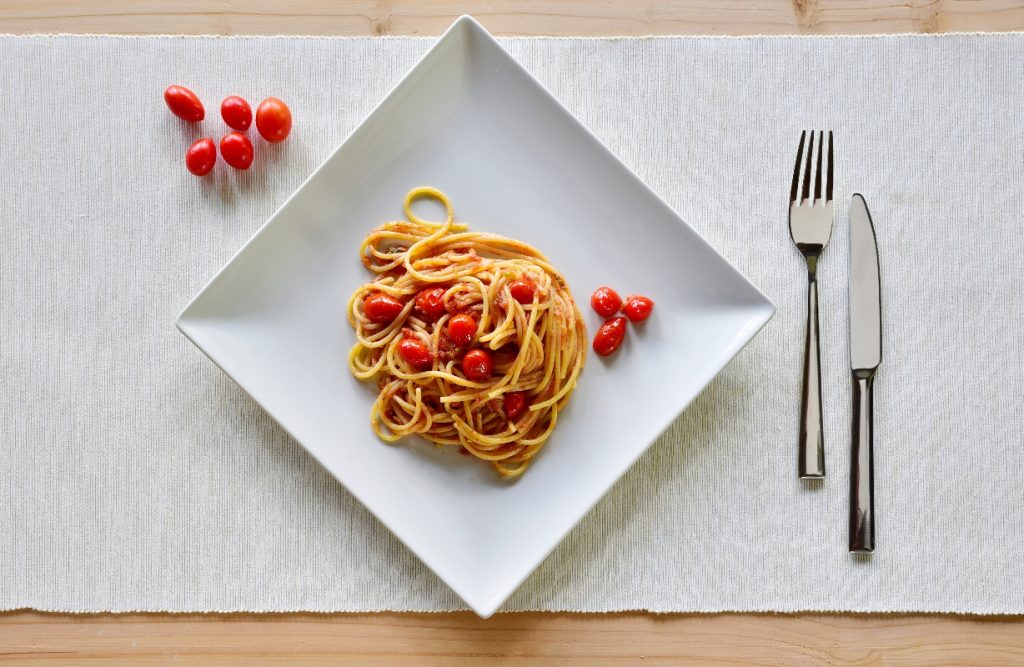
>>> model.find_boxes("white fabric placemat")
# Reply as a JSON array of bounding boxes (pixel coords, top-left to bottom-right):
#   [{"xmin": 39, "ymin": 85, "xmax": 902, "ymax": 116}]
[{"xmin": 2, "ymin": 32, "xmax": 1022, "ymax": 614}]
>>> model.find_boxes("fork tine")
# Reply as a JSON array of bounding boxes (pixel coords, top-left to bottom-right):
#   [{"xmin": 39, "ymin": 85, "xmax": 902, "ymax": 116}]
[
  {"xmin": 801, "ymin": 131, "xmax": 814, "ymax": 204},
  {"xmin": 813, "ymin": 131, "xmax": 823, "ymax": 203},
  {"xmin": 790, "ymin": 130, "xmax": 806, "ymax": 204},
  {"xmin": 826, "ymin": 131, "xmax": 834, "ymax": 203}
]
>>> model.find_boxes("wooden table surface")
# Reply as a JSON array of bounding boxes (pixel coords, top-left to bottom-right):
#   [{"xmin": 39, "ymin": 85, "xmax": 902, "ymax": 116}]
[{"xmin": 3, "ymin": 1, "xmax": 1024, "ymax": 664}]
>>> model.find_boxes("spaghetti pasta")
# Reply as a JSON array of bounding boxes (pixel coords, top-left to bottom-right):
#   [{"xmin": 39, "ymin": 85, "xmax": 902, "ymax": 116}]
[{"xmin": 347, "ymin": 187, "xmax": 587, "ymax": 478}]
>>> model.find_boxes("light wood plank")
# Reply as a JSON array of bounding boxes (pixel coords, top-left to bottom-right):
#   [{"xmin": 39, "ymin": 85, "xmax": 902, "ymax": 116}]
[
  {"xmin": 1, "ymin": 611, "xmax": 1023, "ymax": 665},
  {"xmin": 1, "ymin": 0, "xmax": 1024, "ymax": 36}
]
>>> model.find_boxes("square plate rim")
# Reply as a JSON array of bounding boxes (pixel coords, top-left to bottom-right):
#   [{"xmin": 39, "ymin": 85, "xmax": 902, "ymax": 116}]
[{"xmin": 176, "ymin": 15, "xmax": 777, "ymax": 617}]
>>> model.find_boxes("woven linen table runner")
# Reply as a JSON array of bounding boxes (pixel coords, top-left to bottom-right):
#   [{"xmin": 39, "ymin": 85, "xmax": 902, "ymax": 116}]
[{"xmin": 1, "ymin": 32, "xmax": 1022, "ymax": 613}]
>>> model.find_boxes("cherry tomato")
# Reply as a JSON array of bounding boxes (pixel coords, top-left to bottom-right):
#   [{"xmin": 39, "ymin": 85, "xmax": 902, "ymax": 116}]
[
  {"xmin": 363, "ymin": 293, "xmax": 404, "ymax": 323},
  {"xmin": 255, "ymin": 97, "xmax": 292, "ymax": 143},
  {"xmin": 398, "ymin": 338, "xmax": 432, "ymax": 369},
  {"xmin": 622, "ymin": 294, "xmax": 655, "ymax": 323},
  {"xmin": 503, "ymin": 392, "xmax": 528, "ymax": 421},
  {"xmin": 220, "ymin": 132, "xmax": 254, "ymax": 170},
  {"xmin": 185, "ymin": 138, "xmax": 216, "ymax": 176},
  {"xmin": 590, "ymin": 286, "xmax": 622, "ymax": 318},
  {"xmin": 593, "ymin": 316, "xmax": 627, "ymax": 357},
  {"xmin": 508, "ymin": 278, "xmax": 536, "ymax": 305},
  {"xmin": 220, "ymin": 95, "xmax": 252, "ymax": 131},
  {"xmin": 461, "ymin": 349, "xmax": 493, "ymax": 382},
  {"xmin": 447, "ymin": 313, "xmax": 477, "ymax": 345},
  {"xmin": 414, "ymin": 287, "xmax": 447, "ymax": 318},
  {"xmin": 163, "ymin": 85, "xmax": 204, "ymax": 122}
]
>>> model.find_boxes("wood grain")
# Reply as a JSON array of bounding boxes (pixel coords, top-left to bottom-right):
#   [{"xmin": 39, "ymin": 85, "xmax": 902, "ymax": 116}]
[
  {"xmin": 0, "ymin": 611, "xmax": 1022, "ymax": 665},
  {"xmin": 2, "ymin": 0, "xmax": 1023, "ymax": 663},
  {"xmin": 1, "ymin": 0, "xmax": 1024, "ymax": 36}
]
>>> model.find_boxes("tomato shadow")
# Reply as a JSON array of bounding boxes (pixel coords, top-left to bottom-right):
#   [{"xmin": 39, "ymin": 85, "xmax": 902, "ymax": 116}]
[
  {"xmin": 198, "ymin": 164, "xmax": 241, "ymax": 203},
  {"xmin": 197, "ymin": 135, "xmax": 290, "ymax": 201},
  {"xmin": 168, "ymin": 115, "xmax": 205, "ymax": 143},
  {"xmin": 256, "ymin": 137, "xmax": 290, "ymax": 169}
]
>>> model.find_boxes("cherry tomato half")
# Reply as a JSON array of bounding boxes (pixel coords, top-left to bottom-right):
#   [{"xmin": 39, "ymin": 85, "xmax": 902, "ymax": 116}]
[
  {"xmin": 447, "ymin": 313, "xmax": 477, "ymax": 346},
  {"xmin": 622, "ymin": 294, "xmax": 655, "ymax": 323},
  {"xmin": 255, "ymin": 97, "xmax": 292, "ymax": 143},
  {"xmin": 414, "ymin": 287, "xmax": 447, "ymax": 319},
  {"xmin": 590, "ymin": 286, "xmax": 622, "ymax": 318},
  {"xmin": 164, "ymin": 85, "xmax": 204, "ymax": 122},
  {"xmin": 503, "ymin": 392, "xmax": 528, "ymax": 421},
  {"xmin": 508, "ymin": 278, "xmax": 536, "ymax": 305},
  {"xmin": 220, "ymin": 95, "xmax": 253, "ymax": 131},
  {"xmin": 220, "ymin": 132, "xmax": 254, "ymax": 170},
  {"xmin": 593, "ymin": 316, "xmax": 627, "ymax": 357},
  {"xmin": 363, "ymin": 293, "xmax": 404, "ymax": 323},
  {"xmin": 185, "ymin": 138, "xmax": 217, "ymax": 176},
  {"xmin": 461, "ymin": 349, "xmax": 493, "ymax": 382},
  {"xmin": 398, "ymin": 338, "xmax": 432, "ymax": 369}
]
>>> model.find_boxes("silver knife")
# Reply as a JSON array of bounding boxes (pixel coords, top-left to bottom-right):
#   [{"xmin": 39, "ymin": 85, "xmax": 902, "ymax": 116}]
[{"xmin": 848, "ymin": 194, "xmax": 881, "ymax": 553}]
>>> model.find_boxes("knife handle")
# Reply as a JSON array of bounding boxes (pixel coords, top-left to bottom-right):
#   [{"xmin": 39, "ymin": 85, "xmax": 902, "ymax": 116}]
[
  {"xmin": 798, "ymin": 270, "xmax": 825, "ymax": 478},
  {"xmin": 849, "ymin": 371, "xmax": 875, "ymax": 553}
]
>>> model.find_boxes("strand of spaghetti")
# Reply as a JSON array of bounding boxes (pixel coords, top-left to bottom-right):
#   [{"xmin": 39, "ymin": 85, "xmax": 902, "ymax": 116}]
[
  {"xmin": 401, "ymin": 188, "xmax": 466, "ymax": 283},
  {"xmin": 404, "ymin": 186, "xmax": 453, "ymax": 226},
  {"xmin": 532, "ymin": 353, "xmax": 584, "ymax": 411},
  {"xmin": 348, "ymin": 188, "xmax": 587, "ymax": 478}
]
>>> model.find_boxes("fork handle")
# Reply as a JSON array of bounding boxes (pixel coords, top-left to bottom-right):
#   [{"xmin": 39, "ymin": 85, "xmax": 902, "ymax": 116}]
[
  {"xmin": 798, "ymin": 268, "xmax": 825, "ymax": 478},
  {"xmin": 849, "ymin": 371, "xmax": 875, "ymax": 552}
]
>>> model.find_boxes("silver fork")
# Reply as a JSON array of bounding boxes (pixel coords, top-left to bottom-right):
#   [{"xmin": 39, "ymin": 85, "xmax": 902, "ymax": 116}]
[{"xmin": 789, "ymin": 130, "xmax": 834, "ymax": 479}]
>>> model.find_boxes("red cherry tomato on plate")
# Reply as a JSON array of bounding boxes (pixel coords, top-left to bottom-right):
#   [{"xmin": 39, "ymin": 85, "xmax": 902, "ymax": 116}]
[
  {"xmin": 590, "ymin": 286, "xmax": 622, "ymax": 318},
  {"xmin": 414, "ymin": 287, "xmax": 447, "ymax": 319},
  {"xmin": 220, "ymin": 95, "xmax": 253, "ymax": 131},
  {"xmin": 593, "ymin": 316, "xmax": 627, "ymax": 357},
  {"xmin": 164, "ymin": 85, "xmax": 204, "ymax": 122},
  {"xmin": 503, "ymin": 391, "xmax": 528, "ymax": 421},
  {"xmin": 220, "ymin": 132, "xmax": 254, "ymax": 170},
  {"xmin": 255, "ymin": 97, "xmax": 292, "ymax": 143},
  {"xmin": 447, "ymin": 313, "xmax": 477, "ymax": 345},
  {"xmin": 622, "ymin": 294, "xmax": 655, "ymax": 323},
  {"xmin": 363, "ymin": 293, "xmax": 404, "ymax": 323},
  {"xmin": 398, "ymin": 338, "xmax": 432, "ymax": 369},
  {"xmin": 461, "ymin": 349, "xmax": 493, "ymax": 382},
  {"xmin": 508, "ymin": 278, "xmax": 536, "ymax": 305},
  {"xmin": 185, "ymin": 138, "xmax": 216, "ymax": 176}
]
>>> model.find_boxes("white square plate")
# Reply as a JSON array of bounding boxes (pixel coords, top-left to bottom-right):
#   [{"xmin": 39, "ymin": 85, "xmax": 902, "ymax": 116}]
[{"xmin": 177, "ymin": 16, "xmax": 774, "ymax": 617}]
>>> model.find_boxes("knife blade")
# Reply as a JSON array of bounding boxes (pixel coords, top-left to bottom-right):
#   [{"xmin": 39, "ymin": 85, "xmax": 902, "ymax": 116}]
[
  {"xmin": 850, "ymin": 194, "xmax": 881, "ymax": 371},
  {"xmin": 848, "ymin": 193, "xmax": 881, "ymax": 553}
]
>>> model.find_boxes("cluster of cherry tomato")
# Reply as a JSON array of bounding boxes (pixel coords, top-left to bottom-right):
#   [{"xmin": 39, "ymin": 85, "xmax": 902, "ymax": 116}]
[
  {"xmin": 589, "ymin": 287, "xmax": 654, "ymax": 357},
  {"xmin": 363, "ymin": 276, "xmax": 540, "ymax": 422},
  {"xmin": 164, "ymin": 85, "xmax": 292, "ymax": 176}
]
